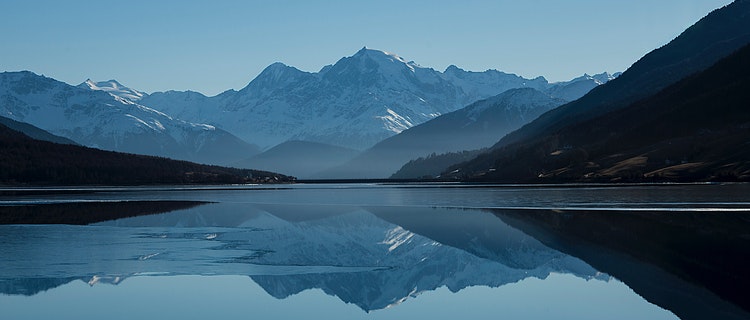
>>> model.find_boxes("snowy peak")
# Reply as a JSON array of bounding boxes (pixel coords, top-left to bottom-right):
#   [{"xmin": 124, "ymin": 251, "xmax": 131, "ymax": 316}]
[
  {"xmin": 240, "ymin": 62, "xmax": 312, "ymax": 94},
  {"xmin": 566, "ymin": 72, "xmax": 619, "ymax": 85},
  {"xmin": 323, "ymin": 47, "xmax": 426, "ymax": 85},
  {"xmin": 0, "ymin": 71, "xmax": 61, "ymax": 96},
  {"xmin": 591, "ymin": 72, "xmax": 617, "ymax": 84},
  {"xmin": 258, "ymin": 62, "xmax": 308, "ymax": 81},
  {"xmin": 79, "ymin": 79, "xmax": 146, "ymax": 101},
  {"xmin": 352, "ymin": 47, "xmax": 418, "ymax": 71}
]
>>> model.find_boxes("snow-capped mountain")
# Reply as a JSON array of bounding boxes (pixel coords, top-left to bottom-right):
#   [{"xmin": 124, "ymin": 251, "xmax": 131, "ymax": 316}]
[
  {"xmin": 140, "ymin": 47, "xmax": 617, "ymax": 150},
  {"xmin": 0, "ymin": 71, "xmax": 259, "ymax": 165},
  {"xmin": 0, "ymin": 49, "xmax": 615, "ymax": 172},
  {"xmin": 78, "ymin": 79, "xmax": 147, "ymax": 102},
  {"xmin": 442, "ymin": 64, "xmax": 548, "ymax": 100}
]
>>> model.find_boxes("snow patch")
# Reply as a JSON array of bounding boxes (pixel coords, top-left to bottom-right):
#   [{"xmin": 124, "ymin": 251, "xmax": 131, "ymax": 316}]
[
  {"xmin": 381, "ymin": 226, "xmax": 415, "ymax": 252},
  {"xmin": 81, "ymin": 79, "xmax": 146, "ymax": 102},
  {"xmin": 376, "ymin": 108, "xmax": 413, "ymax": 134}
]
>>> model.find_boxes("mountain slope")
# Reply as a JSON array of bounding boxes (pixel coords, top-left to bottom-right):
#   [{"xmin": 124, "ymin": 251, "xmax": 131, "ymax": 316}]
[
  {"xmin": 0, "ymin": 122, "xmax": 293, "ymax": 185},
  {"xmin": 233, "ymin": 140, "xmax": 358, "ymax": 178},
  {"xmin": 545, "ymin": 72, "xmax": 620, "ymax": 101},
  {"xmin": 391, "ymin": 149, "xmax": 485, "ymax": 180},
  {"xmin": 0, "ymin": 71, "xmax": 260, "ymax": 165},
  {"xmin": 492, "ymin": 0, "xmax": 750, "ymax": 150},
  {"xmin": 0, "ymin": 115, "xmax": 78, "ymax": 145},
  {"xmin": 318, "ymin": 88, "xmax": 567, "ymax": 178},
  {"xmin": 141, "ymin": 47, "xmax": 610, "ymax": 151},
  {"xmin": 447, "ymin": 42, "xmax": 750, "ymax": 182}
]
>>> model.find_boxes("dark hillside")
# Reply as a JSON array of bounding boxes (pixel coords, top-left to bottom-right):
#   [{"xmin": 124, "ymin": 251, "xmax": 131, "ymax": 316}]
[
  {"xmin": 494, "ymin": 0, "xmax": 750, "ymax": 148},
  {"xmin": 0, "ymin": 116, "xmax": 78, "ymax": 145},
  {"xmin": 0, "ymin": 124, "xmax": 293, "ymax": 185},
  {"xmin": 446, "ymin": 42, "xmax": 750, "ymax": 182}
]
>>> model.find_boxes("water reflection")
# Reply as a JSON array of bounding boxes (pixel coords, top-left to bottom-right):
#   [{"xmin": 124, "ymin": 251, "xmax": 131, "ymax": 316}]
[
  {"xmin": 0, "ymin": 203, "xmax": 605, "ymax": 312},
  {"xmin": 0, "ymin": 190, "xmax": 748, "ymax": 319},
  {"xmin": 492, "ymin": 208, "xmax": 750, "ymax": 320},
  {"xmin": 0, "ymin": 200, "xmax": 206, "ymax": 225}
]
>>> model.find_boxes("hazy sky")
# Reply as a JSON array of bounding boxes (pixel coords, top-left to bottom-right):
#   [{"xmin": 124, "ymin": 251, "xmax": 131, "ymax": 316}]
[{"xmin": 0, "ymin": 0, "xmax": 734, "ymax": 96}]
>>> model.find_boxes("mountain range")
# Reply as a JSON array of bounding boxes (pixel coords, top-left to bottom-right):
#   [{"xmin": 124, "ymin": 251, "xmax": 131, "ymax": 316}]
[
  {"xmin": 1, "ymin": 48, "xmax": 615, "ymax": 179},
  {"xmin": 0, "ymin": 72, "xmax": 259, "ymax": 165},
  {"xmin": 250, "ymin": 69, "xmax": 614, "ymax": 178},
  {"xmin": 139, "ymin": 48, "xmax": 612, "ymax": 152}
]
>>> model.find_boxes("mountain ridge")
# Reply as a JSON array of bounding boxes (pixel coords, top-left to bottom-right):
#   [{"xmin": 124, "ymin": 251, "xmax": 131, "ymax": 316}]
[
  {"xmin": 0, "ymin": 121, "xmax": 292, "ymax": 185},
  {"xmin": 0, "ymin": 71, "xmax": 260, "ymax": 166},
  {"xmin": 138, "ymin": 48, "xmax": 616, "ymax": 151}
]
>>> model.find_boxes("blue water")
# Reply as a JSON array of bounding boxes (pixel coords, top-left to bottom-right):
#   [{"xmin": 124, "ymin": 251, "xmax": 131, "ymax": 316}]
[{"xmin": 1, "ymin": 183, "xmax": 748, "ymax": 319}]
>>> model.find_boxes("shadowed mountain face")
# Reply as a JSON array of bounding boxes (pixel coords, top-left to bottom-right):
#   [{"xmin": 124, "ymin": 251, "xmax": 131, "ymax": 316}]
[
  {"xmin": 0, "ymin": 122, "xmax": 292, "ymax": 185},
  {"xmin": 492, "ymin": 208, "xmax": 750, "ymax": 320},
  {"xmin": 448, "ymin": 29, "xmax": 750, "ymax": 182},
  {"xmin": 491, "ymin": 0, "xmax": 750, "ymax": 150},
  {"xmin": 445, "ymin": 0, "xmax": 750, "ymax": 182},
  {"xmin": 0, "ymin": 115, "xmax": 78, "ymax": 145},
  {"xmin": 391, "ymin": 149, "xmax": 485, "ymax": 179}
]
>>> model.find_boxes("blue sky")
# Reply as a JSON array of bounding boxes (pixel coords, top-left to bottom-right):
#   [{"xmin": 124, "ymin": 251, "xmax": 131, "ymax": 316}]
[{"xmin": 0, "ymin": 0, "xmax": 733, "ymax": 95}]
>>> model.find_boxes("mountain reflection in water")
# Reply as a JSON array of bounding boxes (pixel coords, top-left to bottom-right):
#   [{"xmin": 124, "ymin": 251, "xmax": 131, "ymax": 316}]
[
  {"xmin": 0, "ymin": 203, "xmax": 603, "ymax": 310},
  {"xmin": 0, "ymin": 189, "xmax": 747, "ymax": 319}
]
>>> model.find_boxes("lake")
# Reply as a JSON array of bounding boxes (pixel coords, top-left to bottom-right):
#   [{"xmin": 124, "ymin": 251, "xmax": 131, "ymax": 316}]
[{"xmin": 1, "ymin": 183, "xmax": 748, "ymax": 319}]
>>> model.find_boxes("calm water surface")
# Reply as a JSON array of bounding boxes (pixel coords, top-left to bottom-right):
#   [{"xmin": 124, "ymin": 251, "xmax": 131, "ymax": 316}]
[{"xmin": 0, "ymin": 183, "xmax": 748, "ymax": 319}]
